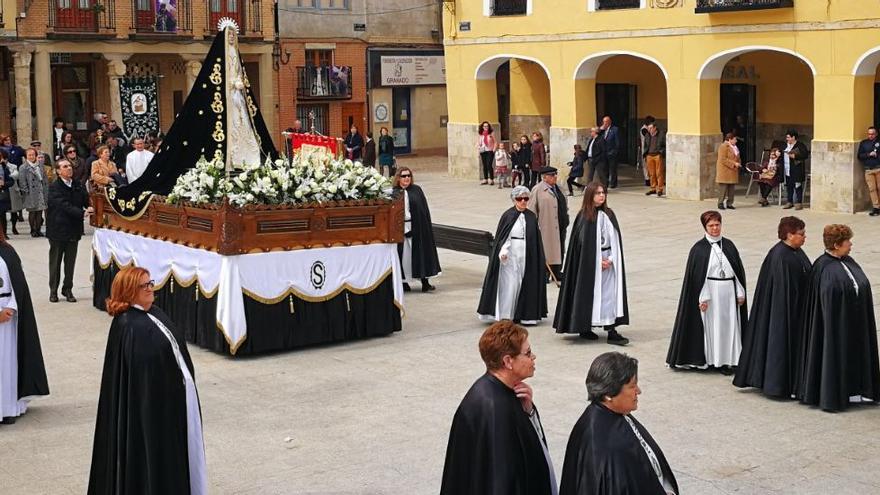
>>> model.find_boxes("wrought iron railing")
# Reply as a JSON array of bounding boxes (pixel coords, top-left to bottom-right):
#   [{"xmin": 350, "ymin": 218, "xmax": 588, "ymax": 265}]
[
  {"xmin": 597, "ymin": 0, "xmax": 641, "ymax": 10},
  {"xmin": 49, "ymin": 0, "xmax": 116, "ymax": 33},
  {"xmin": 132, "ymin": 0, "xmax": 192, "ymax": 34},
  {"xmin": 695, "ymin": 0, "xmax": 793, "ymax": 13},
  {"xmin": 491, "ymin": 0, "xmax": 527, "ymax": 16},
  {"xmin": 206, "ymin": 0, "xmax": 262, "ymax": 35},
  {"xmin": 296, "ymin": 65, "xmax": 352, "ymax": 100}
]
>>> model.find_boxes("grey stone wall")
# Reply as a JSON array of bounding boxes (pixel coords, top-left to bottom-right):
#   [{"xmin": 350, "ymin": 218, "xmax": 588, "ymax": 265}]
[
  {"xmin": 447, "ymin": 121, "xmax": 499, "ymax": 180},
  {"xmin": 549, "ymin": 127, "xmax": 589, "ymax": 182},
  {"xmin": 508, "ymin": 115, "xmax": 551, "ymax": 147},
  {"xmin": 753, "ymin": 123, "xmax": 813, "ymax": 159},
  {"xmin": 666, "ymin": 134, "xmax": 719, "ymax": 201},
  {"xmin": 810, "ymin": 140, "xmax": 872, "ymax": 213}
]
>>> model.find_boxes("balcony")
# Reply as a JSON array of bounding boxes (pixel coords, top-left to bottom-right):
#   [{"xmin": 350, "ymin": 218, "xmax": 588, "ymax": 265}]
[
  {"xmin": 207, "ymin": 0, "xmax": 262, "ymax": 37},
  {"xmin": 296, "ymin": 65, "xmax": 352, "ymax": 101},
  {"xmin": 48, "ymin": 0, "xmax": 116, "ymax": 34},
  {"xmin": 491, "ymin": 0, "xmax": 527, "ymax": 17},
  {"xmin": 131, "ymin": 0, "xmax": 192, "ymax": 35},
  {"xmin": 597, "ymin": 0, "xmax": 641, "ymax": 10},
  {"xmin": 695, "ymin": 0, "xmax": 793, "ymax": 13}
]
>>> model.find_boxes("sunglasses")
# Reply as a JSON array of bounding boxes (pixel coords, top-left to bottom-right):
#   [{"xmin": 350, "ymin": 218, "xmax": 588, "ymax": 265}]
[
  {"xmin": 66, "ymin": 150, "xmax": 77, "ymax": 154},
  {"xmin": 399, "ymin": 174, "xmax": 412, "ymax": 178},
  {"xmin": 514, "ymin": 197, "xmax": 529, "ymax": 202}
]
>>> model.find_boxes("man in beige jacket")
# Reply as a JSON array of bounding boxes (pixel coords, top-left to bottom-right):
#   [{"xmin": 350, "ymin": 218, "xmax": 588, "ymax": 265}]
[
  {"xmin": 529, "ymin": 166, "xmax": 569, "ymax": 282},
  {"xmin": 716, "ymin": 133, "xmax": 742, "ymax": 210}
]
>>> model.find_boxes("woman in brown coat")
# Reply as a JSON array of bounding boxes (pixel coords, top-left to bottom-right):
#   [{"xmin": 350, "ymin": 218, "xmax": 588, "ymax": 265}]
[
  {"xmin": 716, "ymin": 133, "xmax": 741, "ymax": 210},
  {"xmin": 529, "ymin": 132, "xmax": 546, "ymax": 189}
]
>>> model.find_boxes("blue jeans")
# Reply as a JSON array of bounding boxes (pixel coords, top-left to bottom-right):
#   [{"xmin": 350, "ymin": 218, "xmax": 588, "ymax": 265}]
[{"xmin": 785, "ymin": 175, "xmax": 803, "ymax": 204}]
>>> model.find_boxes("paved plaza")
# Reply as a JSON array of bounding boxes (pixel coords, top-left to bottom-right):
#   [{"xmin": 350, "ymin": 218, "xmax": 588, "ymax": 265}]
[{"xmin": 1, "ymin": 156, "xmax": 879, "ymax": 494}]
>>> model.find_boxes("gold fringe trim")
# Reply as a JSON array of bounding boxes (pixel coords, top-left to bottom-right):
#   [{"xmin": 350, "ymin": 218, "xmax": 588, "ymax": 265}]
[
  {"xmin": 215, "ymin": 319, "xmax": 247, "ymax": 356},
  {"xmin": 240, "ymin": 267, "xmax": 398, "ymax": 304},
  {"xmin": 92, "ymin": 249, "xmax": 219, "ymax": 298}
]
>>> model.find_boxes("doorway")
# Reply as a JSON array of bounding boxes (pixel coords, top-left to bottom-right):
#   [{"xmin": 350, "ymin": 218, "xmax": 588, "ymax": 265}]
[
  {"xmin": 874, "ymin": 83, "xmax": 880, "ymax": 128},
  {"xmin": 52, "ymin": 64, "xmax": 94, "ymax": 138},
  {"xmin": 720, "ymin": 83, "xmax": 756, "ymax": 165},
  {"xmin": 496, "ymin": 61, "xmax": 510, "ymax": 142},
  {"xmin": 596, "ymin": 83, "xmax": 637, "ymax": 165},
  {"xmin": 392, "ymin": 87, "xmax": 411, "ymax": 154}
]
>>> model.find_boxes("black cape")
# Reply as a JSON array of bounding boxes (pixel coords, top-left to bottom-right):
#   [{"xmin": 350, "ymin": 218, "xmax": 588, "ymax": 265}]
[
  {"xmin": 440, "ymin": 373, "xmax": 552, "ymax": 495},
  {"xmin": 796, "ymin": 253, "xmax": 880, "ymax": 412},
  {"xmin": 734, "ymin": 242, "xmax": 811, "ymax": 397},
  {"xmin": 554, "ymin": 210, "xmax": 629, "ymax": 333},
  {"xmin": 395, "ymin": 184, "xmax": 441, "ymax": 279},
  {"xmin": 477, "ymin": 207, "xmax": 547, "ymax": 322},
  {"xmin": 108, "ymin": 26, "xmax": 277, "ymax": 218},
  {"xmin": 559, "ymin": 403, "xmax": 678, "ymax": 495},
  {"xmin": 666, "ymin": 237, "xmax": 747, "ymax": 367},
  {"xmin": 0, "ymin": 243, "xmax": 49, "ymax": 401},
  {"xmin": 88, "ymin": 306, "xmax": 198, "ymax": 494}
]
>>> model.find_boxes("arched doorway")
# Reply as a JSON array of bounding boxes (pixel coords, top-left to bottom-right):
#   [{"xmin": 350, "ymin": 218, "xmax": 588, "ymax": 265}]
[{"xmin": 475, "ymin": 54, "xmax": 552, "ymax": 146}]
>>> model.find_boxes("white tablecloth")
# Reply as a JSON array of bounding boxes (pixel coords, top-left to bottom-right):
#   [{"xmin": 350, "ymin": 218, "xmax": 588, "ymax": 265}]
[{"xmin": 92, "ymin": 229, "xmax": 404, "ymax": 354}]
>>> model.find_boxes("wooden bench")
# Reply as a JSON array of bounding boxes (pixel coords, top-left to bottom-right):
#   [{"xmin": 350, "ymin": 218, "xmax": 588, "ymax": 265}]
[{"xmin": 432, "ymin": 223, "xmax": 494, "ymax": 257}]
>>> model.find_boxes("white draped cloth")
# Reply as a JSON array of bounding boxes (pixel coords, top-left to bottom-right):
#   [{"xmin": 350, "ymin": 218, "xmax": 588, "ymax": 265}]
[
  {"xmin": 140, "ymin": 306, "xmax": 208, "ymax": 495},
  {"xmin": 699, "ymin": 234, "xmax": 744, "ymax": 367},
  {"xmin": 479, "ymin": 212, "xmax": 528, "ymax": 323},
  {"xmin": 92, "ymin": 229, "xmax": 404, "ymax": 354},
  {"xmin": 0, "ymin": 256, "xmax": 28, "ymax": 420},
  {"xmin": 591, "ymin": 211, "xmax": 625, "ymax": 326}
]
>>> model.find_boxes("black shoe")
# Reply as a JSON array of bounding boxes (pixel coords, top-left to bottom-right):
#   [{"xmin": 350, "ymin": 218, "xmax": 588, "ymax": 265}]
[
  {"xmin": 726, "ymin": 204, "xmax": 736, "ymax": 210},
  {"xmin": 657, "ymin": 191, "xmax": 665, "ymax": 197},
  {"xmin": 719, "ymin": 366, "xmax": 735, "ymax": 376},
  {"xmin": 607, "ymin": 329, "xmax": 630, "ymax": 346},
  {"xmin": 0, "ymin": 417, "xmax": 16, "ymax": 425},
  {"xmin": 11, "ymin": 226, "xmax": 18, "ymax": 235},
  {"xmin": 402, "ymin": 283, "xmax": 411, "ymax": 292},
  {"xmin": 421, "ymin": 281, "xmax": 436, "ymax": 292},
  {"xmin": 64, "ymin": 294, "xmax": 77, "ymax": 303},
  {"xmin": 870, "ymin": 208, "xmax": 880, "ymax": 216},
  {"xmin": 578, "ymin": 331, "xmax": 599, "ymax": 340},
  {"xmin": 49, "ymin": 293, "xmax": 59, "ymax": 303},
  {"xmin": 645, "ymin": 190, "xmax": 656, "ymax": 196},
  {"xmin": 717, "ymin": 204, "xmax": 726, "ymax": 210}
]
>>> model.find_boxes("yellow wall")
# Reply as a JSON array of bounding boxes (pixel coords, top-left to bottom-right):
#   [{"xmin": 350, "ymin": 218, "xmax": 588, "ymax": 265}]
[
  {"xmin": 595, "ymin": 56, "xmax": 667, "ymax": 119},
  {"xmin": 509, "ymin": 59, "xmax": 550, "ymax": 116},
  {"xmin": 720, "ymin": 51, "xmax": 813, "ymax": 126}
]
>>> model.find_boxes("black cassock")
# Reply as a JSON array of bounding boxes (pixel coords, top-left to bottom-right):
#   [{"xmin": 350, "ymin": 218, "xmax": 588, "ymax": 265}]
[
  {"xmin": 441, "ymin": 373, "xmax": 552, "ymax": 495},
  {"xmin": 666, "ymin": 237, "xmax": 747, "ymax": 367},
  {"xmin": 395, "ymin": 184, "xmax": 441, "ymax": 279},
  {"xmin": 734, "ymin": 241, "xmax": 811, "ymax": 397},
  {"xmin": 554, "ymin": 210, "xmax": 629, "ymax": 333},
  {"xmin": 89, "ymin": 306, "xmax": 198, "ymax": 494},
  {"xmin": 0, "ymin": 243, "xmax": 49, "ymax": 401},
  {"xmin": 559, "ymin": 403, "xmax": 677, "ymax": 495},
  {"xmin": 477, "ymin": 207, "xmax": 547, "ymax": 322},
  {"xmin": 796, "ymin": 253, "xmax": 880, "ymax": 412}
]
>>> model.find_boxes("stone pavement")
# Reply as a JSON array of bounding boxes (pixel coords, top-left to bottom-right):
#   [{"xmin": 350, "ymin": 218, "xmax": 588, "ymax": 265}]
[{"xmin": 1, "ymin": 156, "xmax": 878, "ymax": 494}]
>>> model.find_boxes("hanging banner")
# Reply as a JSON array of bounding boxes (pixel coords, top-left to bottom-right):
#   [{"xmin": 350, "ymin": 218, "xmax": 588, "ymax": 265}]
[
  {"xmin": 155, "ymin": 0, "xmax": 178, "ymax": 33},
  {"xmin": 119, "ymin": 76, "xmax": 160, "ymax": 141},
  {"xmin": 380, "ymin": 56, "xmax": 445, "ymax": 86}
]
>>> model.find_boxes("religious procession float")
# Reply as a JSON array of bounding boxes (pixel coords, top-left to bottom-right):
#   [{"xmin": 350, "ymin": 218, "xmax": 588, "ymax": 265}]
[{"xmin": 91, "ymin": 20, "xmax": 405, "ymax": 356}]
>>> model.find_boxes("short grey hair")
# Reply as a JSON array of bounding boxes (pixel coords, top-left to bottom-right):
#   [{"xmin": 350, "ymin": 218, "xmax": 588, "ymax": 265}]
[
  {"xmin": 586, "ymin": 352, "xmax": 638, "ymax": 402},
  {"xmin": 54, "ymin": 159, "xmax": 71, "ymax": 169},
  {"xmin": 590, "ymin": 126, "xmax": 601, "ymax": 133},
  {"xmin": 510, "ymin": 185, "xmax": 530, "ymax": 201}
]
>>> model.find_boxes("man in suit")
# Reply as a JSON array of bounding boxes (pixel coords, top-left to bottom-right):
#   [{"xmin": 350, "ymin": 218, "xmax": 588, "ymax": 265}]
[
  {"xmin": 529, "ymin": 166, "xmax": 569, "ymax": 283},
  {"xmin": 600, "ymin": 115, "xmax": 620, "ymax": 188},
  {"xmin": 585, "ymin": 127, "xmax": 608, "ymax": 185},
  {"xmin": 46, "ymin": 159, "xmax": 90, "ymax": 303}
]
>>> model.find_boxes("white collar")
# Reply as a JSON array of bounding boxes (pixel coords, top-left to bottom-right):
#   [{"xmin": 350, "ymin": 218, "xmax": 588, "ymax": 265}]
[
  {"xmin": 133, "ymin": 304, "xmax": 146, "ymax": 310},
  {"xmin": 61, "ymin": 178, "xmax": 72, "ymax": 187},
  {"xmin": 705, "ymin": 233, "xmax": 722, "ymax": 243}
]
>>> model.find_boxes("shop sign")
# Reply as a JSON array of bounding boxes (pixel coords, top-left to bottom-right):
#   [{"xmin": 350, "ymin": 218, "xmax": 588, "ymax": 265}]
[{"xmin": 380, "ymin": 56, "xmax": 445, "ymax": 86}]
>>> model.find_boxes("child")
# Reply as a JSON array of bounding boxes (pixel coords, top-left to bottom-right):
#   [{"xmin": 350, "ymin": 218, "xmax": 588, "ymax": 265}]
[
  {"xmin": 510, "ymin": 142, "xmax": 523, "ymax": 187},
  {"xmin": 494, "ymin": 142, "xmax": 512, "ymax": 189}
]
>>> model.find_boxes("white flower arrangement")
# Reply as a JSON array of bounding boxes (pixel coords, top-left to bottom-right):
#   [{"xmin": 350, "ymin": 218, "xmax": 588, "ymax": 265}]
[{"xmin": 166, "ymin": 148, "xmax": 392, "ymax": 208}]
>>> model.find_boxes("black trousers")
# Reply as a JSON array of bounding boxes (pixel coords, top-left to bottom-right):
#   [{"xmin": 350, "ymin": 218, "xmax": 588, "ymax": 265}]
[
  {"xmin": 49, "ymin": 239, "xmax": 78, "ymax": 294},
  {"xmin": 567, "ymin": 175, "xmax": 583, "ymax": 195},
  {"xmin": 527, "ymin": 169, "xmax": 540, "ymax": 189},
  {"xmin": 607, "ymin": 154, "xmax": 618, "ymax": 186},
  {"xmin": 479, "ymin": 151, "xmax": 495, "ymax": 180},
  {"xmin": 588, "ymin": 159, "xmax": 608, "ymax": 185},
  {"xmin": 28, "ymin": 210, "xmax": 44, "ymax": 234}
]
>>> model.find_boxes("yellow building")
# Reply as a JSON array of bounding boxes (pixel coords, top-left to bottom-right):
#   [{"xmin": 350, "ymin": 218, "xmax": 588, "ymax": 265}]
[{"xmin": 442, "ymin": 0, "xmax": 880, "ymax": 212}]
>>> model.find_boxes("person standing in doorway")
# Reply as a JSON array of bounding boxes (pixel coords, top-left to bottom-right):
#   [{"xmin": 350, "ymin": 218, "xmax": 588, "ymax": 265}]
[
  {"xmin": 585, "ymin": 127, "xmax": 608, "ymax": 185},
  {"xmin": 377, "ymin": 127, "xmax": 395, "ymax": 177},
  {"xmin": 476, "ymin": 122, "xmax": 497, "ymax": 186},
  {"xmin": 782, "ymin": 129, "xmax": 809, "ymax": 210},
  {"xmin": 643, "ymin": 122, "xmax": 666, "ymax": 197},
  {"xmin": 600, "ymin": 116, "xmax": 620, "ymax": 188},
  {"xmin": 856, "ymin": 126, "xmax": 880, "ymax": 216},
  {"xmin": 716, "ymin": 133, "xmax": 741, "ymax": 210}
]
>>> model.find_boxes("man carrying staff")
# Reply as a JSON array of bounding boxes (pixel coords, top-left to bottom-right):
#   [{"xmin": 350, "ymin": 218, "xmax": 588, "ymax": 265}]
[{"xmin": 529, "ymin": 166, "xmax": 569, "ymax": 283}]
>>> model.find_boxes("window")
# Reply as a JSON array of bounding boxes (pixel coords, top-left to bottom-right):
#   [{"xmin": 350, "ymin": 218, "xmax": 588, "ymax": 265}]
[
  {"xmin": 327, "ymin": 0, "xmax": 349, "ymax": 8},
  {"xmin": 297, "ymin": 104, "xmax": 329, "ymax": 135},
  {"xmin": 589, "ymin": 0, "xmax": 645, "ymax": 10},
  {"xmin": 305, "ymin": 49, "xmax": 333, "ymax": 67},
  {"xmin": 489, "ymin": 0, "xmax": 528, "ymax": 16}
]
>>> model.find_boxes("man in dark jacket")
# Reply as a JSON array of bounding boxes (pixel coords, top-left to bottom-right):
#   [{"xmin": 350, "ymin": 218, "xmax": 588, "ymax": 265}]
[
  {"xmin": 46, "ymin": 159, "xmax": 90, "ymax": 302},
  {"xmin": 857, "ymin": 126, "xmax": 880, "ymax": 216},
  {"xmin": 585, "ymin": 126, "xmax": 608, "ymax": 185},
  {"xmin": 600, "ymin": 116, "xmax": 620, "ymax": 188},
  {"xmin": 782, "ymin": 129, "xmax": 810, "ymax": 210}
]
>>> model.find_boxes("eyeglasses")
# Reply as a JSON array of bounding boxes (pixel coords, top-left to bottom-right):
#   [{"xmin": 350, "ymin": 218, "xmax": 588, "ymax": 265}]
[
  {"xmin": 399, "ymin": 174, "xmax": 412, "ymax": 178},
  {"xmin": 139, "ymin": 280, "xmax": 155, "ymax": 291},
  {"xmin": 66, "ymin": 150, "xmax": 77, "ymax": 154},
  {"xmin": 519, "ymin": 349, "xmax": 534, "ymax": 358},
  {"xmin": 514, "ymin": 197, "xmax": 529, "ymax": 202}
]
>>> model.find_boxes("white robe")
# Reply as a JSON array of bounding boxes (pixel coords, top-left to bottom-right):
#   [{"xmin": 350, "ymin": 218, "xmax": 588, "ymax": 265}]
[
  {"xmin": 125, "ymin": 149, "xmax": 154, "ymax": 183},
  {"xmin": 591, "ymin": 211, "xmax": 625, "ymax": 326},
  {"xmin": 479, "ymin": 213, "xmax": 529, "ymax": 323},
  {"xmin": 0, "ymin": 256, "xmax": 27, "ymax": 420},
  {"xmin": 141, "ymin": 307, "xmax": 208, "ymax": 495},
  {"xmin": 699, "ymin": 236, "xmax": 745, "ymax": 367},
  {"xmin": 401, "ymin": 190, "xmax": 414, "ymax": 283}
]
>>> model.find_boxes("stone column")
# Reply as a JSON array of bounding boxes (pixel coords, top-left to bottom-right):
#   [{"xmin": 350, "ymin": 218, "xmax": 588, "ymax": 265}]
[
  {"xmin": 665, "ymin": 78, "xmax": 720, "ymax": 201},
  {"xmin": 33, "ymin": 50, "xmax": 54, "ymax": 154},
  {"xmin": 10, "ymin": 46, "xmax": 34, "ymax": 144},
  {"xmin": 180, "ymin": 54, "xmax": 203, "ymax": 95},
  {"xmin": 258, "ymin": 51, "xmax": 276, "ymax": 144},
  {"xmin": 104, "ymin": 54, "xmax": 131, "ymax": 126}
]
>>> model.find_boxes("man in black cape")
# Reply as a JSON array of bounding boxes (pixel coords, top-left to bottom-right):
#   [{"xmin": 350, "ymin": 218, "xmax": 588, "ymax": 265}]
[
  {"xmin": 0, "ymin": 238, "xmax": 49, "ymax": 423},
  {"xmin": 666, "ymin": 217, "xmax": 747, "ymax": 368},
  {"xmin": 553, "ymin": 198, "xmax": 629, "ymax": 344},
  {"xmin": 734, "ymin": 217, "xmax": 811, "ymax": 397},
  {"xmin": 441, "ymin": 321, "xmax": 554, "ymax": 495},
  {"xmin": 88, "ymin": 304, "xmax": 199, "ymax": 493},
  {"xmin": 477, "ymin": 194, "xmax": 547, "ymax": 323},
  {"xmin": 393, "ymin": 169, "xmax": 441, "ymax": 291},
  {"xmin": 796, "ymin": 225, "xmax": 880, "ymax": 412}
]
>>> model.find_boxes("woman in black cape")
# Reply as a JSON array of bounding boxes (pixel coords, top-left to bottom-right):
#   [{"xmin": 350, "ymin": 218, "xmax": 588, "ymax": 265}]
[
  {"xmin": 392, "ymin": 167, "xmax": 441, "ymax": 292},
  {"xmin": 554, "ymin": 181, "xmax": 629, "ymax": 345},
  {"xmin": 477, "ymin": 185, "xmax": 547, "ymax": 324},
  {"xmin": 796, "ymin": 224, "xmax": 880, "ymax": 412},
  {"xmin": 734, "ymin": 216, "xmax": 811, "ymax": 398}
]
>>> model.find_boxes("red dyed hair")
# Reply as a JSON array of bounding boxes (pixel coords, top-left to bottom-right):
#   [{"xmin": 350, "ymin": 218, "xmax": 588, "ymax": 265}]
[
  {"xmin": 479, "ymin": 320, "xmax": 529, "ymax": 371},
  {"xmin": 106, "ymin": 267, "xmax": 150, "ymax": 316}
]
